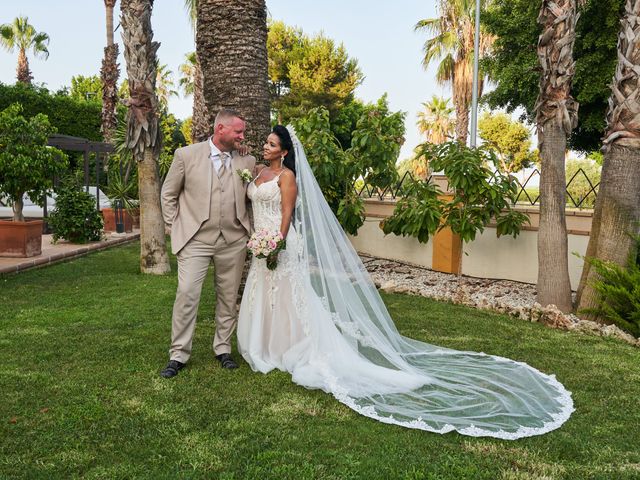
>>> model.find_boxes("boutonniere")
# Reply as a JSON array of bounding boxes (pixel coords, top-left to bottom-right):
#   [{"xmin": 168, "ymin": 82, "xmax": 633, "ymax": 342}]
[{"xmin": 237, "ymin": 168, "xmax": 253, "ymax": 183}]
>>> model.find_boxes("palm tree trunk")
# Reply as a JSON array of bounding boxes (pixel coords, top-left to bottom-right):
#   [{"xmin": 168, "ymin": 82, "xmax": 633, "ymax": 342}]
[
  {"xmin": 453, "ymin": 59, "xmax": 472, "ymax": 145},
  {"xmin": 191, "ymin": 55, "xmax": 210, "ymax": 142},
  {"xmin": 577, "ymin": 146, "xmax": 640, "ymax": 310},
  {"xmin": 454, "ymin": 101, "xmax": 469, "ymax": 146},
  {"xmin": 138, "ymin": 148, "xmax": 170, "ymax": 273},
  {"xmin": 16, "ymin": 48, "xmax": 32, "ymax": 84},
  {"xmin": 101, "ymin": 1, "xmax": 119, "ymax": 143},
  {"xmin": 537, "ymin": 121, "xmax": 573, "ymax": 312},
  {"xmin": 120, "ymin": 0, "xmax": 170, "ymax": 275},
  {"xmin": 576, "ymin": 0, "xmax": 640, "ymax": 313},
  {"xmin": 534, "ymin": 0, "xmax": 581, "ymax": 312},
  {"xmin": 196, "ymin": 0, "xmax": 271, "ymax": 151}
]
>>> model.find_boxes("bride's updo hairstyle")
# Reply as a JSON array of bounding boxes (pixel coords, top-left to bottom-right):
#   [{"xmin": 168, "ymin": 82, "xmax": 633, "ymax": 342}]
[{"xmin": 272, "ymin": 125, "xmax": 296, "ymax": 176}]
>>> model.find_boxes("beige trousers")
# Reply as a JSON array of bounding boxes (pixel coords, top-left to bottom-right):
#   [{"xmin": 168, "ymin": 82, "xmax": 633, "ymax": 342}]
[{"xmin": 169, "ymin": 235, "xmax": 247, "ymax": 362}]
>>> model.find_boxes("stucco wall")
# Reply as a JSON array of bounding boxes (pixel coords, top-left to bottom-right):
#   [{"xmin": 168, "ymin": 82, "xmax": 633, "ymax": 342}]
[
  {"xmin": 350, "ymin": 218, "xmax": 434, "ymax": 269},
  {"xmin": 349, "ymin": 198, "xmax": 593, "ymax": 289}
]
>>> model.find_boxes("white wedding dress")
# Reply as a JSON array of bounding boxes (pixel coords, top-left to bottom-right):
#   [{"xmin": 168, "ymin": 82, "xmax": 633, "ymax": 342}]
[{"xmin": 237, "ymin": 127, "xmax": 574, "ymax": 440}]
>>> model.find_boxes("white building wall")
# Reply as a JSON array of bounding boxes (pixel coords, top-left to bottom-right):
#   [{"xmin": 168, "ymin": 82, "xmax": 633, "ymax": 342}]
[
  {"xmin": 349, "ymin": 219, "xmax": 434, "ymax": 269},
  {"xmin": 460, "ymin": 228, "xmax": 589, "ymax": 289},
  {"xmin": 349, "ymin": 201, "xmax": 592, "ymax": 290}
]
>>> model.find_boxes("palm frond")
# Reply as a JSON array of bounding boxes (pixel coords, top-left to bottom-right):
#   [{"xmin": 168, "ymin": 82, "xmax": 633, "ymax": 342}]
[{"xmin": 435, "ymin": 54, "xmax": 455, "ymax": 84}]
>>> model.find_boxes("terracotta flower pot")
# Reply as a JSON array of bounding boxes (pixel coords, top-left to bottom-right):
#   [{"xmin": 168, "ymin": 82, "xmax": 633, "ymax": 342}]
[
  {"xmin": 130, "ymin": 208, "xmax": 140, "ymax": 229},
  {"xmin": 101, "ymin": 208, "xmax": 133, "ymax": 233},
  {"xmin": 0, "ymin": 219, "xmax": 43, "ymax": 257}
]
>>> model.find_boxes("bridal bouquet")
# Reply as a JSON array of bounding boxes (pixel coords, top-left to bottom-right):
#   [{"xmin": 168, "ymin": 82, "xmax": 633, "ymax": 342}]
[{"xmin": 247, "ymin": 229, "xmax": 286, "ymax": 270}]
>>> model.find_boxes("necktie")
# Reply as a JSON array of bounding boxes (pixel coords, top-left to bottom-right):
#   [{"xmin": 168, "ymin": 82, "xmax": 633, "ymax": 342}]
[{"xmin": 218, "ymin": 153, "xmax": 228, "ymax": 177}]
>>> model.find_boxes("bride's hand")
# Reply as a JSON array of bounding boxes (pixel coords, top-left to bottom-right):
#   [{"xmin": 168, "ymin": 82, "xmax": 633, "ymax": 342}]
[{"xmin": 238, "ymin": 144, "xmax": 250, "ymax": 156}]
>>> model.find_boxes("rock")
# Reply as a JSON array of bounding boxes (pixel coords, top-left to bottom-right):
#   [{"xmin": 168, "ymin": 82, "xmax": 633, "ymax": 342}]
[{"xmin": 359, "ymin": 254, "xmax": 639, "ymax": 348}]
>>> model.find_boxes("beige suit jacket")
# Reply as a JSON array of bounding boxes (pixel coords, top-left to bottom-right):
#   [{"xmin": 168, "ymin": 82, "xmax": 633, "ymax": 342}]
[{"xmin": 161, "ymin": 140, "xmax": 256, "ymax": 254}]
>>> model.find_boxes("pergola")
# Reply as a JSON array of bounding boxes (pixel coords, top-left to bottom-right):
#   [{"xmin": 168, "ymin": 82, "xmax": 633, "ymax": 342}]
[{"xmin": 47, "ymin": 134, "xmax": 114, "ymax": 214}]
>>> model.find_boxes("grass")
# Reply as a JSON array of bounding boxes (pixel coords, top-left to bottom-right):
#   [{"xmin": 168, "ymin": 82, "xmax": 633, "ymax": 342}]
[{"xmin": 1, "ymin": 242, "xmax": 639, "ymax": 479}]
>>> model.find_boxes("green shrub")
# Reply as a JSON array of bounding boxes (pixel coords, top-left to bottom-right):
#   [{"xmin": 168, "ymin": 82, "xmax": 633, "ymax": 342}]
[
  {"xmin": 48, "ymin": 181, "xmax": 103, "ymax": 243},
  {"xmin": 383, "ymin": 142, "xmax": 529, "ymax": 245},
  {"xmin": 580, "ymin": 241, "xmax": 640, "ymax": 337},
  {"xmin": 380, "ymin": 180, "xmax": 443, "ymax": 243},
  {"xmin": 293, "ymin": 98, "xmax": 404, "ymax": 235},
  {"xmin": 0, "ymin": 82, "xmax": 106, "ymax": 140}
]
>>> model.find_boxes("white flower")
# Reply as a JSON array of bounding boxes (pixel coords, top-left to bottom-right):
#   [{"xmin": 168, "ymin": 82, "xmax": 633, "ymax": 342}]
[{"xmin": 237, "ymin": 168, "xmax": 253, "ymax": 183}]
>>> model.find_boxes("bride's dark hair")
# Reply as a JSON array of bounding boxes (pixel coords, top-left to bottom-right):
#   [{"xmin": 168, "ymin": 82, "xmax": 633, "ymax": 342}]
[{"xmin": 272, "ymin": 125, "xmax": 296, "ymax": 176}]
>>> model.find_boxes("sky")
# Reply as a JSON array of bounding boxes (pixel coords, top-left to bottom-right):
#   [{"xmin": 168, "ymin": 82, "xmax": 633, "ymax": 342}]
[{"xmin": 0, "ymin": 1, "xmax": 444, "ymax": 160}]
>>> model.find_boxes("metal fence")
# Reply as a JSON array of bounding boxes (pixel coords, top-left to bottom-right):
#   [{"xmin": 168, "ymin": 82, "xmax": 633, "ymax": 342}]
[{"xmin": 354, "ymin": 168, "xmax": 600, "ymax": 209}]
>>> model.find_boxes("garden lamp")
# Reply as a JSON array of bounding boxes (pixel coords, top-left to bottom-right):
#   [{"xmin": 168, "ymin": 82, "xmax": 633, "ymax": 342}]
[{"xmin": 114, "ymin": 199, "xmax": 125, "ymax": 234}]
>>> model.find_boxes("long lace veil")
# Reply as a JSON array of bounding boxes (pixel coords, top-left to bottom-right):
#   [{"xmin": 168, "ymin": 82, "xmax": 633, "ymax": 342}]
[{"xmin": 287, "ymin": 125, "xmax": 574, "ymax": 439}]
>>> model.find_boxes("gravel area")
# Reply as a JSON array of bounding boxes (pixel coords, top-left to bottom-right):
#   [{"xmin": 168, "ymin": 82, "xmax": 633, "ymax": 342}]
[{"xmin": 360, "ymin": 254, "xmax": 639, "ymax": 347}]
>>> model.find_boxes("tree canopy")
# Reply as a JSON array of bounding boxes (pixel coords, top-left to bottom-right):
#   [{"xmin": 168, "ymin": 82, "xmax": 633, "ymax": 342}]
[
  {"xmin": 478, "ymin": 112, "xmax": 538, "ymax": 173},
  {"xmin": 482, "ymin": 0, "xmax": 624, "ymax": 152},
  {"xmin": 267, "ymin": 20, "xmax": 364, "ymax": 147},
  {"xmin": 70, "ymin": 75, "xmax": 102, "ymax": 103}
]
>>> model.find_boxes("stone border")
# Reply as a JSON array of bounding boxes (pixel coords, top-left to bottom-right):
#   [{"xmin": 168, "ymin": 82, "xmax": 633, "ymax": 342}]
[
  {"xmin": 0, "ymin": 232, "xmax": 140, "ymax": 274},
  {"xmin": 360, "ymin": 254, "xmax": 639, "ymax": 348}
]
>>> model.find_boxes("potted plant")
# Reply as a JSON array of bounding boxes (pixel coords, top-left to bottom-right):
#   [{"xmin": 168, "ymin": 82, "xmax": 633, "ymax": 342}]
[
  {"xmin": 0, "ymin": 104, "xmax": 67, "ymax": 257},
  {"xmin": 102, "ymin": 158, "xmax": 138, "ymax": 233}
]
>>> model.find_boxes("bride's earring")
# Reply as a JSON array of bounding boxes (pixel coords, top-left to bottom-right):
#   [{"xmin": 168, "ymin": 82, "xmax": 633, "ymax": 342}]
[{"xmin": 280, "ymin": 156, "xmax": 285, "ymax": 168}]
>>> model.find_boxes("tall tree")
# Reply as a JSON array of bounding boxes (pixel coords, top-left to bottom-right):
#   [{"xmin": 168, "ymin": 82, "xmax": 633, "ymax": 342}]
[
  {"xmin": 415, "ymin": 0, "xmax": 494, "ymax": 145},
  {"xmin": 416, "ymin": 95, "xmax": 455, "ymax": 144},
  {"xmin": 184, "ymin": 0, "xmax": 210, "ymax": 142},
  {"xmin": 100, "ymin": 0, "xmax": 120, "ymax": 143},
  {"xmin": 196, "ymin": 0, "xmax": 270, "ymax": 151},
  {"xmin": 268, "ymin": 20, "xmax": 363, "ymax": 125},
  {"xmin": 0, "ymin": 16, "xmax": 49, "ymax": 85},
  {"xmin": 534, "ymin": 0, "xmax": 584, "ymax": 312},
  {"xmin": 120, "ymin": 0, "xmax": 170, "ymax": 275},
  {"xmin": 478, "ymin": 111, "xmax": 537, "ymax": 173},
  {"xmin": 576, "ymin": 0, "xmax": 640, "ymax": 313}
]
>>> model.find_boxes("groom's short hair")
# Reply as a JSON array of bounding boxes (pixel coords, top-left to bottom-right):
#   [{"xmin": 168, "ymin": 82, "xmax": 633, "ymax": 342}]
[{"xmin": 214, "ymin": 108, "xmax": 244, "ymax": 127}]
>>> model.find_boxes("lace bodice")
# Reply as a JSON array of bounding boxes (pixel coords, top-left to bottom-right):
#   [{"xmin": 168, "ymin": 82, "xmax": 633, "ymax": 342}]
[{"xmin": 248, "ymin": 177, "xmax": 283, "ymax": 232}]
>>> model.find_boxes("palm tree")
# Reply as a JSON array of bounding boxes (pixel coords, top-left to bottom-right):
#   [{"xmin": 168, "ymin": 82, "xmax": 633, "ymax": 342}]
[
  {"xmin": 534, "ymin": 0, "xmax": 584, "ymax": 313},
  {"xmin": 0, "ymin": 16, "xmax": 49, "ymax": 84},
  {"xmin": 576, "ymin": 0, "xmax": 640, "ymax": 314},
  {"xmin": 417, "ymin": 95, "xmax": 455, "ymax": 144},
  {"xmin": 179, "ymin": 51, "xmax": 197, "ymax": 96},
  {"xmin": 120, "ymin": 0, "xmax": 170, "ymax": 275},
  {"xmin": 100, "ymin": 0, "xmax": 120, "ymax": 143},
  {"xmin": 156, "ymin": 63, "xmax": 178, "ymax": 112},
  {"xmin": 184, "ymin": 0, "xmax": 210, "ymax": 143},
  {"xmin": 196, "ymin": 0, "xmax": 271, "ymax": 151},
  {"xmin": 415, "ymin": 0, "xmax": 494, "ymax": 146}
]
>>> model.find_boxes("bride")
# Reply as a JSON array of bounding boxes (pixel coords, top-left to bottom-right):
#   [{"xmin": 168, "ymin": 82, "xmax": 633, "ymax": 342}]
[{"xmin": 237, "ymin": 125, "xmax": 574, "ymax": 440}]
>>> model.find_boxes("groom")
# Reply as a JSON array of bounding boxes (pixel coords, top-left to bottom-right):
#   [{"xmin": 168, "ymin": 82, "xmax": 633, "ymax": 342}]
[{"xmin": 160, "ymin": 109, "xmax": 256, "ymax": 378}]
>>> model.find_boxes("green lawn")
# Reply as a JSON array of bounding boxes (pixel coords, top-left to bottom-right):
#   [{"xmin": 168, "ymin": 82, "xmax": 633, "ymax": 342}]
[{"xmin": 1, "ymin": 243, "xmax": 639, "ymax": 479}]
